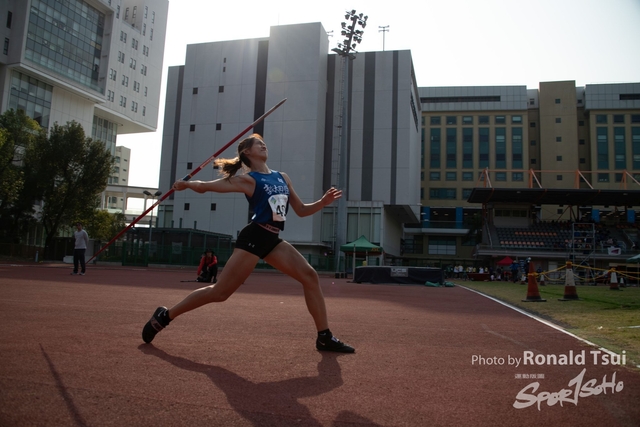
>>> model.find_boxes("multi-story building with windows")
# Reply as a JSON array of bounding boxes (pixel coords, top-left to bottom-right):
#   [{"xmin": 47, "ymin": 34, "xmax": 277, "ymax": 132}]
[
  {"xmin": 0, "ymin": 0, "xmax": 168, "ymax": 234},
  {"xmin": 410, "ymin": 81, "xmax": 640, "ymax": 264},
  {"xmin": 0, "ymin": 0, "xmax": 167, "ymax": 162}
]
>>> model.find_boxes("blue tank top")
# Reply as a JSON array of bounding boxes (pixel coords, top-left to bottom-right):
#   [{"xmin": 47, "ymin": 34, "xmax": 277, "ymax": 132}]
[{"xmin": 246, "ymin": 170, "xmax": 290, "ymax": 230}]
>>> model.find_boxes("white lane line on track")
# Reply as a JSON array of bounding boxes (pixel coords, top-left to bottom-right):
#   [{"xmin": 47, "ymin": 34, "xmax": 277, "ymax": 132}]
[{"xmin": 458, "ymin": 284, "xmax": 640, "ymax": 369}]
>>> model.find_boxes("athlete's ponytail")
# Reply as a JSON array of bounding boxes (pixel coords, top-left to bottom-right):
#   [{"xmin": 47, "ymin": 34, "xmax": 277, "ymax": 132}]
[{"xmin": 214, "ymin": 134, "xmax": 262, "ymax": 179}]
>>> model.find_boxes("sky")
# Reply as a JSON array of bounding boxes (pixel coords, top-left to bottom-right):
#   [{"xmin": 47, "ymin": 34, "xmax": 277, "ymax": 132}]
[{"xmin": 117, "ymin": 0, "xmax": 640, "ymax": 192}]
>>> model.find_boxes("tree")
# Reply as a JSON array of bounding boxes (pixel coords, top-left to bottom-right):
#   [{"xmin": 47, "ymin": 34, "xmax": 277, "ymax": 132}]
[
  {"xmin": 80, "ymin": 210, "xmax": 126, "ymax": 241},
  {"xmin": 0, "ymin": 110, "xmax": 46, "ymax": 243},
  {"xmin": 25, "ymin": 121, "xmax": 114, "ymax": 258}
]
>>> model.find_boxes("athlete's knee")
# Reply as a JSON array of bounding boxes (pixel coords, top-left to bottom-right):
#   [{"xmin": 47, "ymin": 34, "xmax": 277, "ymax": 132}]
[{"xmin": 298, "ymin": 264, "xmax": 320, "ymax": 286}]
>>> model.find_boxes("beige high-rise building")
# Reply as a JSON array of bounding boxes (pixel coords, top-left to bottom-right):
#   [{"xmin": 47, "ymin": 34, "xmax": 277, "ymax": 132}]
[{"xmin": 408, "ymin": 81, "xmax": 640, "ymax": 263}]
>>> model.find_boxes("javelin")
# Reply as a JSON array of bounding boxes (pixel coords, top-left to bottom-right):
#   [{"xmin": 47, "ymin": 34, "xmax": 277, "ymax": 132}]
[{"xmin": 88, "ymin": 98, "xmax": 287, "ymax": 263}]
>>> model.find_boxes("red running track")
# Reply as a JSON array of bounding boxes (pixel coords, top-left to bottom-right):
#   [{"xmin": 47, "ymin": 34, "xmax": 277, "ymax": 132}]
[{"xmin": 0, "ymin": 263, "xmax": 638, "ymax": 426}]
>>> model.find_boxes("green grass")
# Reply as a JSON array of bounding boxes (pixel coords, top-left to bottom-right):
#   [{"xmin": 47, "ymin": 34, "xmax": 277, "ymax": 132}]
[{"xmin": 458, "ymin": 280, "xmax": 640, "ymax": 369}]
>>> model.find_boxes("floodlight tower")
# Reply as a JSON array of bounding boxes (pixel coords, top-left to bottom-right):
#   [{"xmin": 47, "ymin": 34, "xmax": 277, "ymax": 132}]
[
  {"xmin": 379, "ymin": 25, "xmax": 389, "ymax": 51},
  {"xmin": 332, "ymin": 10, "xmax": 367, "ymax": 276}
]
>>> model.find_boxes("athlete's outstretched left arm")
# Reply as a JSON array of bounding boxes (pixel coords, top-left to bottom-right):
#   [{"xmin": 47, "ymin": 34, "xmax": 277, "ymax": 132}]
[{"xmin": 282, "ymin": 173, "xmax": 342, "ymax": 218}]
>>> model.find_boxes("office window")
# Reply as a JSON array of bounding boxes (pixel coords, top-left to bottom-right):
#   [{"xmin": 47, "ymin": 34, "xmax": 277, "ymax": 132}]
[
  {"xmin": 495, "ymin": 116, "xmax": 506, "ymax": 124},
  {"xmin": 556, "ymin": 136, "xmax": 562, "ymax": 142},
  {"xmin": 579, "ymin": 139, "xmax": 585, "ymax": 145},
  {"xmin": 446, "ymin": 128, "xmax": 456, "ymax": 168},
  {"xmin": 633, "ymin": 127, "xmax": 640, "ymax": 169},
  {"xmin": 555, "ymin": 98, "xmax": 561, "ymax": 104},
  {"xmin": 632, "ymin": 115, "xmax": 640, "ymax": 123},
  {"xmin": 429, "ymin": 172, "xmax": 441, "ymax": 181},
  {"xmin": 445, "ymin": 172, "xmax": 457, "ymax": 181},
  {"xmin": 193, "ymin": 88, "xmax": 198, "ymax": 94},
  {"xmin": 580, "ymin": 158, "xmax": 586, "ymax": 164},
  {"xmin": 596, "ymin": 115, "xmax": 607, "ymax": 124},
  {"xmin": 478, "ymin": 116, "xmax": 489, "ymax": 124},
  {"xmin": 216, "ymin": 123, "xmax": 222, "ymax": 130},
  {"xmin": 6, "ymin": 11, "xmax": 12, "ymax": 28},
  {"xmin": 530, "ymin": 140, "xmax": 536, "ymax": 146},
  {"xmin": 430, "ymin": 128, "xmax": 441, "ymax": 168},
  {"xmin": 190, "ymin": 124, "xmax": 195, "ymax": 131},
  {"xmin": 597, "ymin": 127, "xmax": 609, "ymax": 169},
  {"xmin": 219, "ymin": 86, "xmax": 224, "ymax": 93},
  {"xmin": 512, "ymin": 115, "xmax": 522, "ymax": 124},
  {"xmin": 462, "ymin": 172, "xmax": 473, "ymax": 181},
  {"xmin": 429, "ymin": 189, "xmax": 457, "ymax": 200},
  {"xmin": 598, "ymin": 173, "xmax": 609, "ymax": 182},
  {"xmin": 3, "ymin": 38, "xmax": 8, "ymax": 55},
  {"xmin": 495, "ymin": 172, "xmax": 506, "ymax": 181},
  {"xmin": 428, "ymin": 237, "xmax": 456, "ymax": 255},
  {"xmin": 531, "ymin": 159, "xmax": 537, "ymax": 164},
  {"xmin": 462, "ymin": 128, "xmax": 473, "ymax": 168},
  {"xmin": 512, "ymin": 128, "xmax": 522, "ymax": 169},
  {"xmin": 430, "ymin": 116, "xmax": 440, "ymax": 125},
  {"xmin": 557, "ymin": 175, "xmax": 563, "ymax": 181},
  {"xmin": 446, "ymin": 116, "xmax": 457, "ymax": 125},
  {"xmin": 479, "ymin": 128, "xmax": 489, "ymax": 168},
  {"xmin": 614, "ymin": 127, "xmax": 626, "ymax": 169},
  {"xmin": 579, "ymin": 120, "xmax": 585, "ymax": 126},
  {"xmin": 211, "ymin": 203, "xmax": 217, "ymax": 211},
  {"xmin": 555, "ymin": 117, "xmax": 561, "ymax": 123},
  {"xmin": 556, "ymin": 156, "xmax": 562, "ymax": 161},
  {"xmin": 462, "ymin": 189, "xmax": 473, "ymax": 199},
  {"xmin": 495, "ymin": 128, "xmax": 506, "ymax": 168},
  {"xmin": 615, "ymin": 173, "xmax": 623, "ymax": 183},
  {"xmin": 530, "ymin": 122, "xmax": 536, "ymax": 128},
  {"xmin": 187, "ymin": 162, "xmax": 192, "ymax": 169},
  {"xmin": 613, "ymin": 115, "xmax": 624, "ymax": 124},
  {"xmin": 462, "ymin": 116, "xmax": 473, "ymax": 125},
  {"xmin": 184, "ymin": 203, "xmax": 190, "ymax": 210},
  {"xmin": 512, "ymin": 172, "xmax": 523, "ymax": 181}
]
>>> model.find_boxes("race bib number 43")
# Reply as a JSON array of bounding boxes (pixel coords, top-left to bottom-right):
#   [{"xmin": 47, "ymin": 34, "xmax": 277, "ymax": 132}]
[{"xmin": 269, "ymin": 194, "xmax": 288, "ymax": 221}]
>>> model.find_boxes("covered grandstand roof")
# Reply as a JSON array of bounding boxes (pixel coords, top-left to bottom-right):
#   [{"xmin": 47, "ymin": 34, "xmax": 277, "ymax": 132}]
[{"xmin": 467, "ymin": 188, "xmax": 640, "ymax": 206}]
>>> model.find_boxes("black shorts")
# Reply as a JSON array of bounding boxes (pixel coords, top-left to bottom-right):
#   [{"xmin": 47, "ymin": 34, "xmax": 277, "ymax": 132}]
[{"xmin": 235, "ymin": 222, "xmax": 283, "ymax": 259}]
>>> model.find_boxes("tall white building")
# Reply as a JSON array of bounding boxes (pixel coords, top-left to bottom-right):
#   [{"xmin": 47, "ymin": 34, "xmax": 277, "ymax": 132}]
[
  {"xmin": 158, "ymin": 22, "xmax": 421, "ymax": 257},
  {"xmin": 0, "ymin": 0, "xmax": 168, "ymax": 156}
]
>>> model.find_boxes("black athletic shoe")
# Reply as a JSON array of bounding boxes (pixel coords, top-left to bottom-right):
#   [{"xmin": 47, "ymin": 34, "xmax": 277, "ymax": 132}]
[
  {"xmin": 316, "ymin": 335, "xmax": 355, "ymax": 353},
  {"xmin": 142, "ymin": 306, "xmax": 170, "ymax": 344}
]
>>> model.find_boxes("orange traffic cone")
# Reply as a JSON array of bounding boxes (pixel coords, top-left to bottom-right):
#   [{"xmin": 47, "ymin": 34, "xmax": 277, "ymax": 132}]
[
  {"xmin": 522, "ymin": 260, "xmax": 546, "ymax": 302},
  {"xmin": 559, "ymin": 261, "xmax": 580, "ymax": 301},
  {"xmin": 609, "ymin": 268, "xmax": 621, "ymax": 291}
]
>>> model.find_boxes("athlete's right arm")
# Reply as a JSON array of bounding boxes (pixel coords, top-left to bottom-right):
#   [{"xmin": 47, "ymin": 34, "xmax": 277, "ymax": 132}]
[{"xmin": 172, "ymin": 175, "xmax": 255, "ymax": 196}]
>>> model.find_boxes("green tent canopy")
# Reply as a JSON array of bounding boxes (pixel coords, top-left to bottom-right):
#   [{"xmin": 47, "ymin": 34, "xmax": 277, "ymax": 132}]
[{"xmin": 340, "ymin": 235, "xmax": 382, "ymax": 253}]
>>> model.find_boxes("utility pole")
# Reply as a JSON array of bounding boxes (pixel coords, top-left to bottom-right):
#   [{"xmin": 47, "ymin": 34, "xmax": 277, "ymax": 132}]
[
  {"xmin": 378, "ymin": 25, "xmax": 389, "ymax": 51},
  {"xmin": 332, "ymin": 10, "xmax": 367, "ymax": 276}
]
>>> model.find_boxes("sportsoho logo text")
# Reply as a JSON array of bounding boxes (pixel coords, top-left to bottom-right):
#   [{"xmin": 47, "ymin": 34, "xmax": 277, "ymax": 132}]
[{"xmin": 512, "ymin": 350, "xmax": 626, "ymax": 411}]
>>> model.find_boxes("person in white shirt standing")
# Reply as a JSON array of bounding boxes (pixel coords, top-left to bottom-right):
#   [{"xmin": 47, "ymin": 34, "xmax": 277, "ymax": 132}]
[{"xmin": 72, "ymin": 222, "xmax": 89, "ymax": 275}]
